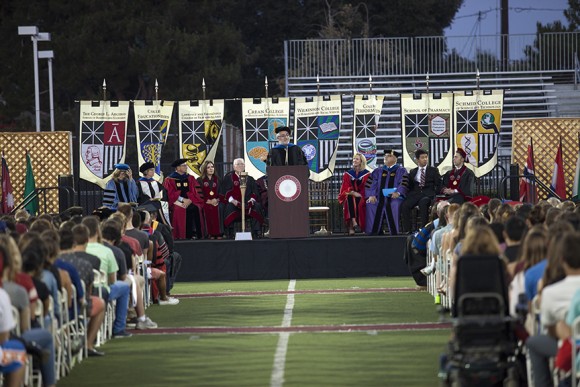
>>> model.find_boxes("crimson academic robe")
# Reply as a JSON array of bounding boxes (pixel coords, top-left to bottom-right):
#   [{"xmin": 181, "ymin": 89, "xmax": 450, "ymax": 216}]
[
  {"xmin": 365, "ymin": 164, "xmax": 408, "ymax": 235},
  {"xmin": 197, "ymin": 175, "xmax": 224, "ymax": 237},
  {"xmin": 440, "ymin": 165, "xmax": 475, "ymax": 204},
  {"xmin": 220, "ymin": 171, "xmax": 264, "ymax": 231},
  {"xmin": 163, "ymin": 172, "xmax": 205, "ymax": 239},
  {"xmin": 338, "ymin": 169, "xmax": 371, "ymax": 229}
]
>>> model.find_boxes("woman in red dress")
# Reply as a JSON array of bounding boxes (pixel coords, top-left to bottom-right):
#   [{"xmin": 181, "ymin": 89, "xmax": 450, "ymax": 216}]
[
  {"xmin": 198, "ymin": 161, "xmax": 224, "ymax": 239},
  {"xmin": 338, "ymin": 153, "xmax": 371, "ymax": 235}
]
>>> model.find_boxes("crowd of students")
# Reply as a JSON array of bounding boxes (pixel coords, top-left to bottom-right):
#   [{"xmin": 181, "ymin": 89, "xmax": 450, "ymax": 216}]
[
  {"xmin": 416, "ymin": 197, "xmax": 580, "ymax": 386},
  {"xmin": 0, "ymin": 203, "xmax": 181, "ymax": 386}
]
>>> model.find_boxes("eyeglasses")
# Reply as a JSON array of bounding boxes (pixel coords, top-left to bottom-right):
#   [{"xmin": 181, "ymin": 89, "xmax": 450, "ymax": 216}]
[{"xmin": 277, "ymin": 134, "xmax": 289, "ymax": 138}]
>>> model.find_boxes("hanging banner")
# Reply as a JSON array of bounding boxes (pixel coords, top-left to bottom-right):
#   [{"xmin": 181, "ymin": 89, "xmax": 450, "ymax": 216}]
[
  {"xmin": 353, "ymin": 95, "xmax": 384, "ymax": 169},
  {"xmin": 79, "ymin": 100, "xmax": 130, "ymax": 188},
  {"xmin": 400, "ymin": 93, "xmax": 454, "ymax": 173},
  {"xmin": 294, "ymin": 95, "xmax": 341, "ymax": 182},
  {"xmin": 134, "ymin": 100, "xmax": 174, "ymax": 178},
  {"xmin": 242, "ymin": 97, "xmax": 290, "ymax": 179},
  {"xmin": 178, "ymin": 100, "xmax": 224, "ymax": 177},
  {"xmin": 454, "ymin": 90, "xmax": 504, "ymax": 177}
]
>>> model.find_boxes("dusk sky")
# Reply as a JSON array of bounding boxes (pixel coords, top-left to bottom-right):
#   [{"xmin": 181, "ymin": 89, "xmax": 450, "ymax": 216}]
[{"xmin": 444, "ymin": 0, "xmax": 569, "ymax": 59}]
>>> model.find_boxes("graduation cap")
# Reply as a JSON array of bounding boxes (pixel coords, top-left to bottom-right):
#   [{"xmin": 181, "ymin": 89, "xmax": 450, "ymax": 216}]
[
  {"xmin": 171, "ymin": 158, "xmax": 189, "ymax": 168},
  {"xmin": 136, "ymin": 201, "xmax": 161, "ymax": 213},
  {"xmin": 456, "ymin": 148, "xmax": 467, "ymax": 159},
  {"xmin": 114, "ymin": 163, "xmax": 130, "ymax": 171},
  {"xmin": 139, "ymin": 162, "xmax": 155, "ymax": 174},
  {"xmin": 274, "ymin": 126, "xmax": 291, "ymax": 135},
  {"xmin": 92, "ymin": 207, "xmax": 115, "ymax": 220},
  {"xmin": 384, "ymin": 149, "xmax": 400, "ymax": 158}
]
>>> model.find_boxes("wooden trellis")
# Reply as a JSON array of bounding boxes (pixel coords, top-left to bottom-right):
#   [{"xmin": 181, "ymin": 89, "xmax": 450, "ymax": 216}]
[
  {"xmin": 0, "ymin": 131, "xmax": 72, "ymax": 213},
  {"xmin": 512, "ymin": 118, "xmax": 580, "ymax": 200}
]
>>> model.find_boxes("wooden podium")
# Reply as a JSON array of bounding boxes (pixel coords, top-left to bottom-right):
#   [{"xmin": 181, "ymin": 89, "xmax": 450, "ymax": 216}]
[{"xmin": 267, "ymin": 165, "xmax": 310, "ymax": 238}]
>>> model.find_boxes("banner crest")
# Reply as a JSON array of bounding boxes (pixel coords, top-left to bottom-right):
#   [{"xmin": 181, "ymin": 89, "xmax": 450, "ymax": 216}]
[
  {"xmin": 79, "ymin": 100, "xmax": 130, "ymax": 188},
  {"xmin": 353, "ymin": 95, "xmax": 384, "ymax": 169},
  {"xmin": 454, "ymin": 90, "xmax": 504, "ymax": 177},
  {"xmin": 294, "ymin": 95, "xmax": 342, "ymax": 182},
  {"xmin": 134, "ymin": 100, "xmax": 174, "ymax": 178},
  {"xmin": 400, "ymin": 93, "xmax": 454, "ymax": 173},
  {"xmin": 242, "ymin": 97, "xmax": 290, "ymax": 179},
  {"xmin": 178, "ymin": 100, "xmax": 224, "ymax": 178}
]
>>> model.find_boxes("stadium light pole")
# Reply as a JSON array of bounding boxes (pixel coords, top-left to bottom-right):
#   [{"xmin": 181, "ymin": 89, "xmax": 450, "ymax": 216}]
[
  {"xmin": 18, "ymin": 26, "xmax": 51, "ymax": 132},
  {"xmin": 38, "ymin": 50, "xmax": 55, "ymax": 132}
]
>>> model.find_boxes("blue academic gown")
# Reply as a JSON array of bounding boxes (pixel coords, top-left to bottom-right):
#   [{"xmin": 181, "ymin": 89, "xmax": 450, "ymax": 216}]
[{"xmin": 365, "ymin": 164, "xmax": 408, "ymax": 235}]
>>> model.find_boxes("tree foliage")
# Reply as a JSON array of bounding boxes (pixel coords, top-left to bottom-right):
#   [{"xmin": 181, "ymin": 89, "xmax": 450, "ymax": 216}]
[{"xmin": 0, "ymin": 0, "xmax": 462, "ymax": 131}]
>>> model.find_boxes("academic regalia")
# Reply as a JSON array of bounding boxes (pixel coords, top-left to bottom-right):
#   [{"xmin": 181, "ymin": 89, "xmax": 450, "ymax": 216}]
[
  {"xmin": 338, "ymin": 169, "xmax": 371, "ymax": 230},
  {"xmin": 220, "ymin": 171, "xmax": 264, "ymax": 235},
  {"xmin": 163, "ymin": 172, "xmax": 205, "ymax": 239},
  {"xmin": 267, "ymin": 144, "xmax": 307, "ymax": 166},
  {"xmin": 197, "ymin": 175, "xmax": 224, "ymax": 238},
  {"xmin": 137, "ymin": 177, "xmax": 171, "ymax": 226},
  {"xmin": 103, "ymin": 178, "xmax": 138, "ymax": 210},
  {"xmin": 440, "ymin": 165, "xmax": 475, "ymax": 204},
  {"xmin": 365, "ymin": 164, "xmax": 408, "ymax": 235}
]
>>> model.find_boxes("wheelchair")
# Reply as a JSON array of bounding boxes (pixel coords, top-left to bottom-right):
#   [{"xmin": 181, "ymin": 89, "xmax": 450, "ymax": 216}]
[{"xmin": 439, "ymin": 255, "xmax": 523, "ymax": 387}]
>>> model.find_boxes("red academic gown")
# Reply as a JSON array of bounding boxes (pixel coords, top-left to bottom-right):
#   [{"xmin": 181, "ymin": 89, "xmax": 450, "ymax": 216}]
[
  {"xmin": 338, "ymin": 169, "xmax": 370, "ymax": 228},
  {"xmin": 163, "ymin": 172, "xmax": 205, "ymax": 239},
  {"xmin": 197, "ymin": 175, "xmax": 224, "ymax": 237}
]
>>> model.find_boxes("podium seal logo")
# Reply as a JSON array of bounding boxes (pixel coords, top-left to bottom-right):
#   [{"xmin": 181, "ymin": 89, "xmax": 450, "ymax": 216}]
[{"xmin": 275, "ymin": 175, "xmax": 301, "ymax": 202}]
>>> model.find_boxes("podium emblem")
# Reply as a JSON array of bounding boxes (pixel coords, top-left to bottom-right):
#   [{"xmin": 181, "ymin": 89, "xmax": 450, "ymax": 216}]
[{"xmin": 275, "ymin": 175, "xmax": 301, "ymax": 202}]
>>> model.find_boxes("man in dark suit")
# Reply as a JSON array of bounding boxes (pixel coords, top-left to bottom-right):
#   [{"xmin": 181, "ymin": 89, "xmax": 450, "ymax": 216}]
[
  {"xmin": 440, "ymin": 148, "xmax": 475, "ymax": 204},
  {"xmin": 400, "ymin": 149, "xmax": 441, "ymax": 233}
]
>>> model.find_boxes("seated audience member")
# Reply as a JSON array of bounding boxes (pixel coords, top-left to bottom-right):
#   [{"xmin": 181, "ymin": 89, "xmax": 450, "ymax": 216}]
[
  {"xmin": 503, "ymin": 216, "xmax": 528, "ymax": 263},
  {"xmin": 400, "ymin": 149, "xmax": 441, "ymax": 233},
  {"xmin": 103, "ymin": 163, "xmax": 138, "ymax": 210},
  {"xmin": 486, "ymin": 198, "xmax": 502, "ymax": 222},
  {"xmin": 507, "ymin": 226, "xmax": 547, "ymax": 316},
  {"xmin": 2, "ymin": 236, "xmax": 56, "ymax": 387},
  {"xmin": 544, "ymin": 207, "xmax": 562, "ymax": 227},
  {"xmin": 101, "ymin": 220, "xmax": 158, "ymax": 327},
  {"xmin": 365, "ymin": 149, "xmax": 408, "ymax": 236},
  {"xmin": 143, "ymin": 206, "xmax": 180, "ymax": 294},
  {"xmin": 58, "ymin": 224, "xmax": 107, "ymax": 356},
  {"xmin": 338, "ymin": 153, "xmax": 371, "ymax": 235},
  {"xmin": 163, "ymin": 158, "xmax": 205, "ymax": 240},
  {"xmin": 527, "ymin": 232, "xmax": 580, "ymax": 387},
  {"xmin": 449, "ymin": 223, "xmax": 499, "ymax": 299},
  {"xmin": 525, "ymin": 221, "xmax": 574, "ymax": 304},
  {"xmin": 82, "ymin": 216, "xmax": 132, "ymax": 338},
  {"xmin": 197, "ymin": 160, "xmax": 225, "ymax": 239},
  {"xmin": 0, "ymin": 245, "xmax": 26, "ymax": 387},
  {"xmin": 221, "ymin": 158, "xmax": 265, "ymax": 238},
  {"xmin": 440, "ymin": 148, "xmax": 474, "ymax": 204},
  {"xmin": 140, "ymin": 210, "xmax": 179, "ymax": 305}
]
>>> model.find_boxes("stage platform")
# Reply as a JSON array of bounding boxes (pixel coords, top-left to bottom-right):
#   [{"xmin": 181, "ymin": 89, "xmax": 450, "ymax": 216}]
[{"xmin": 174, "ymin": 235, "xmax": 410, "ymax": 282}]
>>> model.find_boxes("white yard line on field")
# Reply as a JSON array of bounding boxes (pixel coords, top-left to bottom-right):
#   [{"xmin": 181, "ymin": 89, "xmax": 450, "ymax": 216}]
[{"xmin": 270, "ymin": 279, "xmax": 296, "ymax": 387}]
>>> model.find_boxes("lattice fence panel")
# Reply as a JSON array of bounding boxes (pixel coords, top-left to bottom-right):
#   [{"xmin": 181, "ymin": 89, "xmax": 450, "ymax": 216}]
[
  {"xmin": 512, "ymin": 118, "xmax": 580, "ymax": 200},
  {"xmin": 0, "ymin": 132, "xmax": 72, "ymax": 214}
]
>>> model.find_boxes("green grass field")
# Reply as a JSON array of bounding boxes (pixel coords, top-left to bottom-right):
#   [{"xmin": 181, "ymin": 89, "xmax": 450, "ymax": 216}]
[{"xmin": 57, "ymin": 277, "xmax": 450, "ymax": 387}]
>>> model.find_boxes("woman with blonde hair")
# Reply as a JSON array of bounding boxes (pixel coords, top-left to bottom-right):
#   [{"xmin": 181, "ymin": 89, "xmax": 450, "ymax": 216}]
[
  {"xmin": 338, "ymin": 153, "xmax": 371, "ymax": 235},
  {"xmin": 103, "ymin": 163, "xmax": 138, "ymax": 209}
]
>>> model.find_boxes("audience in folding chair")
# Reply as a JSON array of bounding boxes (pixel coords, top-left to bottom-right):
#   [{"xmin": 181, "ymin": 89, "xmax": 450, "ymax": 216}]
[
  {"xmin": 101, "ymin": 219, "xmax": 158, "ymax": 328},
  {"xmin": 0, "ymin": 234, "xmax": 56, "ymax": 387},
  {"xmin": 526, "ymin": 231, "xmax": 580, "ymax": 387},
  {"xmin": 82, "ymin": 216, "xmax": 132, "ymax": 338},
  {"xmin": 140, "ymin": 210, "xmax": 179, "ymax": 305},
  {"xmin": 0, "ymin": 243, "xmax": 26, "ymax": 387},
  {"xmin": 57, "ymin": 224, "xmax": 107, "ymax": 357}
]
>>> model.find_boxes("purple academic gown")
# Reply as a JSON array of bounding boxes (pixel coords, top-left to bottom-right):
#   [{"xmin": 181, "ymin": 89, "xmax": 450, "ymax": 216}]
[{"xmin": 365, "ymin": 164, "xmax": 408, "ymax": 235}]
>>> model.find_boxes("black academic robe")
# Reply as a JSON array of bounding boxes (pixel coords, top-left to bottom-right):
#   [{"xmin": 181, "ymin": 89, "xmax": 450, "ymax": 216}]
[{"xmin": 267, "ymin": 144, "xmax": 307, "ymax": 166}]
